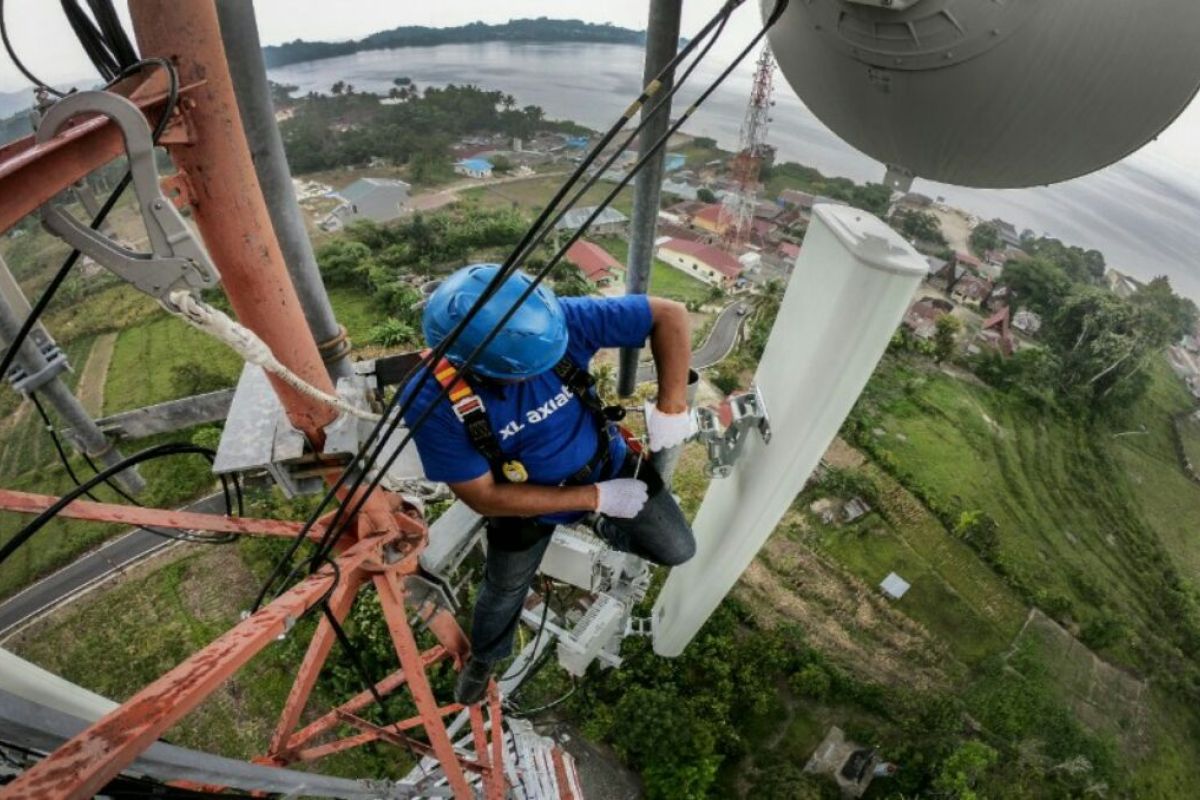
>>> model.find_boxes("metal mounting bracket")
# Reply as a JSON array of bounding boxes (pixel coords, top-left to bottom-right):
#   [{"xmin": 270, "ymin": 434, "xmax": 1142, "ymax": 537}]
[
  {"xmin": 693, "ymin": 384, "xmax": 771, "ymax": 478},
  {"xmin": 35, "ymin": 91, "xmax": 219, "ymax": 305}
]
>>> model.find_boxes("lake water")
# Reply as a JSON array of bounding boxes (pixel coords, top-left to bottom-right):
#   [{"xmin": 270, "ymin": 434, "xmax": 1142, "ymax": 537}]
[{"xmin": 269, "ymin": 42, "xmax": 1200, "ymax": 302}]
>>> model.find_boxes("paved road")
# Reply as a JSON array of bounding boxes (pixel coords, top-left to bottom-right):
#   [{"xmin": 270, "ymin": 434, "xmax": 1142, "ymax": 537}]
[
  {"xmin": 638, "ymin": 300, "xmax": 749, "ymax": 384},
  {"xmin": 0, "ymin": 493, "xmax": 227, "ymax": 640}
]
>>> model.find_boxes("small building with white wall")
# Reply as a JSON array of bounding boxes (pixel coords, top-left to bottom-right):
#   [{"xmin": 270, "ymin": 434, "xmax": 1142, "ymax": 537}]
[{"xmin": 656, "ymin": 238, "xmax": 742, "ymax": 289}]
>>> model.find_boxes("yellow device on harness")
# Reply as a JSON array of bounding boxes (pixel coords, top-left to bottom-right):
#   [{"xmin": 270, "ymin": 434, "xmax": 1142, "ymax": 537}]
[{"xmin": 501, "ymin": 460, "xmax": 529, "ymax": 483}]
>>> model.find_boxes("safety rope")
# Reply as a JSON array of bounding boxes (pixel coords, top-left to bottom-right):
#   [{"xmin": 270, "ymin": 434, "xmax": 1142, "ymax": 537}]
[{"xmin": 166, "ymin": 291, "xmax": 382, "ymax": 422}]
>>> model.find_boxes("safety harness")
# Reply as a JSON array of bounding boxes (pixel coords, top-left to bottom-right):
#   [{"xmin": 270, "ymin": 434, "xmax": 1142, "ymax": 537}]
[{"xmin": 423, "ymin": 350, "xmax": 627, "ymax": 485}]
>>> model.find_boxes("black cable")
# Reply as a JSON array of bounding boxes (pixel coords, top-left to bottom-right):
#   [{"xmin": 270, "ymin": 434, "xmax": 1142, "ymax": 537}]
[
  {"xmin": 0, "ymin": 58, "xmax": 179, "ymax": 400},
  {"xmin": 250, "ymin": 1, "xmax": 746, "ymax": 612},
  {"xmin": 0, "ymin": 443, "xmax": 226, "ymax": 566},
  {"xmin": 0, "ymin": 0, "xmax": 66, "ymax": 96},
  {"xmin": 499, "ymin": 577, "xmax": 553, "ymax": 684},
  {"xmin": 306, "ymin": 0, "xmax": 786, "ymax": 579},
  {"xmin": 30, "ymin": 392, "xmax": 238, "ymax": 545},
  {"xmin": 506, "ymin": 680, "xmax": 579, "ymax": 718}
]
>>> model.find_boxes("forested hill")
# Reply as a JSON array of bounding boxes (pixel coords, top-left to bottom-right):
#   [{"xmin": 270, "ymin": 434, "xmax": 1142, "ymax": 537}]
[{"xmin": 263, "ymin": 18, "xmax": 648, "ymax": 68}]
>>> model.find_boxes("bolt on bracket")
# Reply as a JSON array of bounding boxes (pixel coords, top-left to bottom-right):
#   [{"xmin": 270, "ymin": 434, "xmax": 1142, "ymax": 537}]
[{"xmin": 693, "ymin": 384, "xmax": 771, "ymax": 478}]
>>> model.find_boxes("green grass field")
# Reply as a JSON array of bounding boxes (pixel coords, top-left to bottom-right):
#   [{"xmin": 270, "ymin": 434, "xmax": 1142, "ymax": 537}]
[
  {"xmin": 806, "ymin": 461, "xmax": 1027, "ymax": 665},
  {"xmin": 461, "ymin": 175, "xmax": 636, "ymax": 217},
  {"xmin": 104, "ymin": 314, "xmax": 243, "ymax": 414},
  {"xmin": 812, "ymin": 354, "xmax": 1200, "ymax": 792},
  {"xmin": 849, "ymin": 358, "xmax": 1200, "ymax": 669}
]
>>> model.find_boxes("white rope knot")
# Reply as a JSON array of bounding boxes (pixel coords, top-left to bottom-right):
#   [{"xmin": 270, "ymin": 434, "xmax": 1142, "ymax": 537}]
[{"xmin": 167, "ymin": 290, "xmax": 381, "ymax": 422}]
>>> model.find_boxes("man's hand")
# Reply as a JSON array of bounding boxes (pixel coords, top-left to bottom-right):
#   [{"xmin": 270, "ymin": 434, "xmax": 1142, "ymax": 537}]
[
  {"xmin": 594, "ymin": 478, "xmax": 649, "ymax": 518},
  {"xmin": 645, "ymin": 400, "xmax": 696, "ymax": 452}
]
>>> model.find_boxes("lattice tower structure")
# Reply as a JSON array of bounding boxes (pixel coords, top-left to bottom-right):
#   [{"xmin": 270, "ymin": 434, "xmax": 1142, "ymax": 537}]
[{"xmin": 720, "ymin": 45, "xmax": 776, "ymax": 248}]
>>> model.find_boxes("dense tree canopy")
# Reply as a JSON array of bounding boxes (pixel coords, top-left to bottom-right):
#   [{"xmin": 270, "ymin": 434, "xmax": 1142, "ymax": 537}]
[{"xmin": 280, "ymin": 84, "xmax": 580, "ymax": 177}]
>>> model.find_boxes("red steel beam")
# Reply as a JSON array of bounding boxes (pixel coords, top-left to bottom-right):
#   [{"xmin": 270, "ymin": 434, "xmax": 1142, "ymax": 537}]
[
  {"xmin": 488, "ymin": 688, "xmax": 507, "ymax": 800},
  {"xmin": 267, "ymin": 569, "xmax": 363, "ymax": 757},
  {"xmin": 283, "ymin": 646, "xmax": 450, "ymax": 753},
  {"xmin": 375, "ymin": 572, "xmax": 475, "ymax": 797},
  {"xmin": 0, "ymin": 79, "xmax": 195, "ymax": 235},
  {"xmin": 129, "ymin": 0, "xmax": 337, "ymax": 439},
  {"xmin": 0, "ymin": 543, "xmax": 377, "ymax": 800},
  {"xmin": 0, "ymin": 488, "xmax": 325, "ymax": 540}
]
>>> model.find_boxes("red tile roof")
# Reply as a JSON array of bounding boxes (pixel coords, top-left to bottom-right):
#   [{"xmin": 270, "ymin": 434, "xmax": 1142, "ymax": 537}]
[
  {"xmin": 692, "ymin": 204, "xmax": 727, "ymax": 227},
  {"xmin": 955, "ymin": 251, "xmax": 983, "ymax": 269},
  {"xmin": 658, "ymin": 238, "xmax": 743, "ymax": 279},
  {"xmin": 565, "ymin": 240, "xmax": 623, "ymax": 283},
  {"xmin": 778, "ymin": 241, "xmax": 801, "ymax": 260}
]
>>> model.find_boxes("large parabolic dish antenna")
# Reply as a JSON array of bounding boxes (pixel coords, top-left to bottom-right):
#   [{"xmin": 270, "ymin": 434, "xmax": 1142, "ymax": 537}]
[{"xmin": 765, "ymin": 0, "xmax": 1200, "ymax": 188}]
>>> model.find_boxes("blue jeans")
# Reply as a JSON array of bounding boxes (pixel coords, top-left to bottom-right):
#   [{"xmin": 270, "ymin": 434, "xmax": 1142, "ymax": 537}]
[{"xmin": 470, "ymin": 456, "xmax": 695, "ymax": 664}]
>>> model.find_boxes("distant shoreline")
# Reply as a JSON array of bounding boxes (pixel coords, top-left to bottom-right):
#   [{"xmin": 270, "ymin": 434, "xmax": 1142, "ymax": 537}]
[{"xmin": 263, "ymin": 18, "xmax": 651, "ymax": 70}]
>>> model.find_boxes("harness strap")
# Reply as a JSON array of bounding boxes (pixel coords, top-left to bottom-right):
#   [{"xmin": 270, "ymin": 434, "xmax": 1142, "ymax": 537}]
[
  {"xmin": 422, "ymin": 350, "xmax": 619, "ymax": 485},
  {"xmin": 423, "ymin": 350, "xmax": 505, "ymax": 467}
]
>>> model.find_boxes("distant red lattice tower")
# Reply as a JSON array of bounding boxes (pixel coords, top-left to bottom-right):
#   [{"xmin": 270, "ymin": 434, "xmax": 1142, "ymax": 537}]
[{"xmin": 719, "ymin": 45, "xmax": 776, "ymax": 248}]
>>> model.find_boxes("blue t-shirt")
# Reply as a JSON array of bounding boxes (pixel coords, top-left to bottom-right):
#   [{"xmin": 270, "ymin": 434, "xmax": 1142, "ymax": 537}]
[{"xmin": 402, "ymin": 294, "xmax": 653, "ymax": 523}]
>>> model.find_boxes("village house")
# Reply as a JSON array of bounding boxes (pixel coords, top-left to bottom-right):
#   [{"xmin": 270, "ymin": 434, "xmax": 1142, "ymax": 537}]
[
  {"xmin": 554, "ymin": 206, "xmax": 628, "ymax": 236},
  {"xmin": 777, "ymin": 188, "xmax": 815, "ymax": 212},
  {"xmin": 925, "ymin": 255, "xmax": 948, "ymax": 280},
  {"xmin": 951, "ymin": 250, "xmax": 984, "ymax": 275},
  {"xmin": 453, "ymin": 158, "xmax": 493, "ymax": 179},
  {"xmin": 777, "ymin": 241, "xmax": 802, "ymax": 263},
  {"xmin": 990, "ymin": 218, "xmax": 1023, "ymax": 249},
  {"xmin": 978, "ymin": 306, "xmax": 1015, "ymax": 356},
  {"xmin": 660, "ymin": 179, "xmax": 700, "ymax": 201},
  {"xmin": 1012, "ymin": 309, "xmax": 1043, "ymax": 336},
  {"xmin": 564, "ymin": 240, "xmax": 625, "ymax": 287},
  {"xmin": 690, "ymin": 203, "xmax": 732, "ymax": 238},
  {"xmin": 930, "ymin": 260, "xmax": 968, "ymax": 293},
  {"xmin": 952, "ymin": 274, "xmax": 994, "ymax": 308},
  {"xmin": 656, "ymin": 238, "xmax": 742, "ymax": 289},
  {"xmin": 320, "ymin": 177, "xmax": 410, "ymax": 231},
  {"xmin": 902, "ymin": 297, "xmax": 954, "ymax": 340}
]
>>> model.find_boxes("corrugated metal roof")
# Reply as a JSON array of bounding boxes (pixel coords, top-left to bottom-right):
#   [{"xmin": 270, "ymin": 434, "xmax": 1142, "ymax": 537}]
[
  {"xmin": 553, "ymin": 205, "xmax": 628, "ymax": 231},
  {"xmin": 336, "ymin": 177, "xmax": 410, "ymax": 204}
]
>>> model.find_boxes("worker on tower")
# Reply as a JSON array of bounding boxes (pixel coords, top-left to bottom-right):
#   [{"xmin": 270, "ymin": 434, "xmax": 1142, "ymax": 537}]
[{"xmin": 404, "ymin": 264, "xmax": 696, "ymax": 705}]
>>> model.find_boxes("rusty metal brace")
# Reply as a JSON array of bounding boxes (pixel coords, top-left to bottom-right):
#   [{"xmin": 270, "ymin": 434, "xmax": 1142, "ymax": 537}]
[{"xmin": 35, "ymin": 90, "xmax": 220, "ymax": 305}]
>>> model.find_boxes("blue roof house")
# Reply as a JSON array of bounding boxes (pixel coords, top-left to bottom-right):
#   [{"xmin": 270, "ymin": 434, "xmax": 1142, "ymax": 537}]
[{"xmin": 454, "ymin": 158, "xmax": 494, "ymax": 179}]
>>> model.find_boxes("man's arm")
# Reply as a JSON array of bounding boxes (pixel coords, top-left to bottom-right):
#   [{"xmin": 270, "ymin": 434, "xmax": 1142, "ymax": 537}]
[
  {"xmin": 449, "ymin": 471, "xmax": 598, "ymax": 518},
  {"xmin": 647, "ymin": 297, "xmax": 691, "ymax": 413}
]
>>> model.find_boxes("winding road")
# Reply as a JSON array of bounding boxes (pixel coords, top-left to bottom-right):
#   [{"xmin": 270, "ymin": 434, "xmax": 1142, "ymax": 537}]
[
  {"xmin": 638, "ymin": 299, "xmax": 749, "ymax": 384},
  {"xmin": 0, "ymin": 493, "xmax": 227, "ymax": 640}
]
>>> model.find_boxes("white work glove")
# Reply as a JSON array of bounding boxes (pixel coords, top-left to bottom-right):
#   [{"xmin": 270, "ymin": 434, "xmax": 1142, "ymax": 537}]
[
  {"xmin": 644, "ymin": 401, "xmax": 696, "ymax": 452},
  {"xmin": 594, "ymin": 478, "xmax": 649, "ymax": 519}
]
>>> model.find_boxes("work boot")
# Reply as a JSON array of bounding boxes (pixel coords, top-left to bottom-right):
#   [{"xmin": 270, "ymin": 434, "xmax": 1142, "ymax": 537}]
[{"xmin": 454, "ymin": 657, "xmax": 494, "ymax": 706}]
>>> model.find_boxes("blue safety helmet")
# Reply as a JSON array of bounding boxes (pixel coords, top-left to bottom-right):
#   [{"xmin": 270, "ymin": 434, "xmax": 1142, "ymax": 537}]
[{"xmin": 422, "ymin": 264, "xmax": 568, "ymax": 379}]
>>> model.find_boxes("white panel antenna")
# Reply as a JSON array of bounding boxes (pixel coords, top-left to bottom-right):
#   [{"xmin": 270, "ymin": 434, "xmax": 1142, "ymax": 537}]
[{"xmin": 651, "ymin": 204, "xmax": 926, "ymax": 656}]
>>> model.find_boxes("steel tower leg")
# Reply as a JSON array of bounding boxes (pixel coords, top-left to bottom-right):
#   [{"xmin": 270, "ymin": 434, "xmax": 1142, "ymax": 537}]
[
  {"xmin": 0, "ymin": 270, "xmax": 144, "ymax": 495},
  {"xmin": 618, "ymin": 0, "xmax": 681, "ymax": 397},
  {"xmin": 215, "ymin": 0, "xmax": 353, "ymax": 382}
]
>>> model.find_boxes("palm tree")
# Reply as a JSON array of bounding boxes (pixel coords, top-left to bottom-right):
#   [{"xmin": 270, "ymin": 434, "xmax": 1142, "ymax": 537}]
[{"xmin": 592, "ymin": 362, "xmax": 616, "ymax": 404}]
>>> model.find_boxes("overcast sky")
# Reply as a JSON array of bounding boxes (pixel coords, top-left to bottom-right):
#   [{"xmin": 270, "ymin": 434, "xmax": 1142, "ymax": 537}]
[
  {"xmin": 2, "ymin": 1, "xmax": 1198, "ymax": 177},
  {"xmin": 0, "ymin": 1, "xmax": 759, "ymax": 91}
]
